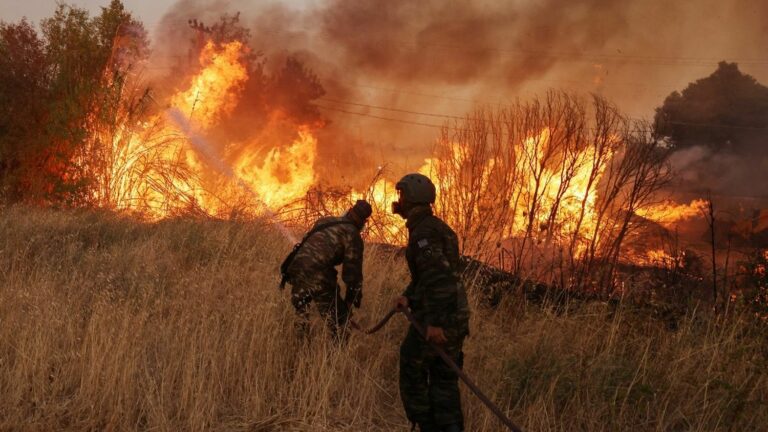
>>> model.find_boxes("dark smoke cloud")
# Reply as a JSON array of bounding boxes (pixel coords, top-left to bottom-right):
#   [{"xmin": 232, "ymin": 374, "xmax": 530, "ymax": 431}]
[
  {"xmin": 319, "ymin": 1, "xmax": 513, "ymax": 84},
  {"xmin": 316, "ymin": 0, "xmax": 634, "ymax": 86},
  {"xmin": 669, "ymin": 141, "xmax": 768, "ymax": 200},
  {"xmin": 151, "ymin": 0, "xmax": 768, "ymax": 194}
]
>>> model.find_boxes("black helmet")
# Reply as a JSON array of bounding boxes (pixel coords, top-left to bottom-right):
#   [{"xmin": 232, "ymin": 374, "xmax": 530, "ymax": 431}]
[{"xmin": 395, "ymin": 173, "xmax": 436, "ymax": 205}]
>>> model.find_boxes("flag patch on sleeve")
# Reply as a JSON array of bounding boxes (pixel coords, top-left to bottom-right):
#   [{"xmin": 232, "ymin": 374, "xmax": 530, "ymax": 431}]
[{"xmin": 417, "ymin": 239, "xmax": 429, "ymax": 248}]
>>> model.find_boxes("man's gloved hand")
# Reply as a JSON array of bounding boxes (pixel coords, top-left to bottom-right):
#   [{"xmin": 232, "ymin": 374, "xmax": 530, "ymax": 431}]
[
  {"xmin": 346, "ymin": 289, "xmax": 362, "ymax": 309},
  {"xmin": 394, "ymin": 296, "xmax": 409, "ymax": 311},
  {"xmin": 426, "ymin": 326, "xmax": 448, "ymax": 344}
]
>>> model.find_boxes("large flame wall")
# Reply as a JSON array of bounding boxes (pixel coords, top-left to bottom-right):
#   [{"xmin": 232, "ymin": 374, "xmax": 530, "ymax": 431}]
[{"xmin": 101, "ymin": 40, "xmax": 705, "ymax": 261}]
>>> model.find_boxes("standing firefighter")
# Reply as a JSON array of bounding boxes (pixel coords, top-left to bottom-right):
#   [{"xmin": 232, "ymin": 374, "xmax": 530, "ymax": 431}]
[
  {"xmin": 280, "ymin": 200, "xmax": 372, "ymax": 338},
  {"xmin": 392, "ymin": 174, "xmax": 470, "ymax": 432}
]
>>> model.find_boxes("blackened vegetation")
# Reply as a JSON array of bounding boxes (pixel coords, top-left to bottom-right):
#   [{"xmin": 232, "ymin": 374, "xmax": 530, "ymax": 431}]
[
  {"xmin": 461, "ymin": 255, "xmax": 701, "ymax": 330},
  {"xmin": 368, "ymin": 239, "xmax": 695, "ymax": 330}
]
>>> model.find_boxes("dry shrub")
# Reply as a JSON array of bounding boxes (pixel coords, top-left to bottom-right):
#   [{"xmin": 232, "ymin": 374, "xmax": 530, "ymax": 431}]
[
  {"xmin": 430, "ymin": 92, "xmax": 671, "ymax": 293},
  {"xmin": 0, "ymin": 207, "xmax": 765, "ymax": 431}
]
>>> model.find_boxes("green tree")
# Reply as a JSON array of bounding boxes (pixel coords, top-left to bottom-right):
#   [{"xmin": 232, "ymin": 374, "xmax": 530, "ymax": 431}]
[
  {"xmin": 654, "ymin": 62, "xmax": 768, "ymax": 152},
  {"xmin": 0, "ymin": 1, "xmax": 148, "ymax": 206},
  {"xmin": 0, "ymin": 20, "xmax": 50, "ymax": 202},
  {"xmin": 39, "ymin": 4, "xmax": 104, "ymax": 204}
]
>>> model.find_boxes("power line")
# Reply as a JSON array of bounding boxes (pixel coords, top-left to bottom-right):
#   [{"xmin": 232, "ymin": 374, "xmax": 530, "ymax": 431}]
[
  {"xmin": 343, "ymin": 82, "xmax": 522, "ymax": 106},
  {"xmin": 315, "ymin": 104, "xmax": 447, "ymax": 130},
  {"xmin": 316, "ymin": 102, "xmax": 628, "ymax": 135},
  {"xmin": 320, "ymin": 98, "xmax": 768, "ymax": 131},
  {"xmin": 319, "ymin": 98, "xmax": 467, "ymax": 120},
  {"xmin": 335, "ymin": 81, "xmax": 664, "ymax": 119}
]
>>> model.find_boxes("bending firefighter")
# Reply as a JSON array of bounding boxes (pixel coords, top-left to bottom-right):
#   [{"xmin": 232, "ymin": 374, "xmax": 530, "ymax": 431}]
[
  {"xmin": 392, "ymin": 174, "xmax": 470, "ymax": 432},
  {"xmin": 280, "ymin": 200, "xmax": 372, "ymax": 338}
]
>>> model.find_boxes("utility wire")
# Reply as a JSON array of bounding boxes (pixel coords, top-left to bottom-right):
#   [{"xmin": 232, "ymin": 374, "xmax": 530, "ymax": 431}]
[
  {"xmin": 319, "ymin": 98, "xmax": 467, "ymax": 120},
  {"xmin": 319, "ymin": 98, "xmax": 768, "ymax": 131},
  {"xmin": 314, "ymin": 104, "xmax": 448, "ymax": 130},
  {"xmin": 345, "ymin": 80, "xmax": 670, "ymax": 103},
  {"xmin": 316, "ymin": 102, "xmax": 632, "ymax": 135}
]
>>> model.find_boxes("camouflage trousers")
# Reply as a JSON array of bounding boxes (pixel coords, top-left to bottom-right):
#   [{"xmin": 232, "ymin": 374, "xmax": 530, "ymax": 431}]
[
  {"xmin": 290, "ymin": 281, "xmax": 351, "ymax": 337},
  {"xmin": 399, "ymin": 325, "xmax": 465, "ymax": 430}
]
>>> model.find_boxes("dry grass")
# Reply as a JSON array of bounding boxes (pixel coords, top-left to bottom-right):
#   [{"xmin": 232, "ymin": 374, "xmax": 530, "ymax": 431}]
[{"xmin": 0, "ymin": 206, "xmax": 765, "ymax": 431}]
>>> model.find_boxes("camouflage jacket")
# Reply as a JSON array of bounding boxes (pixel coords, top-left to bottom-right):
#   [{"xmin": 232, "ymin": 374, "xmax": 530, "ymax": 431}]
[
  {"xmin": 286, "ymin": 216, "xmax": 364, "ymax": 296},
  {"xmin": 402, "ymin": 206, "xmax": 469, "ymax": 333}
]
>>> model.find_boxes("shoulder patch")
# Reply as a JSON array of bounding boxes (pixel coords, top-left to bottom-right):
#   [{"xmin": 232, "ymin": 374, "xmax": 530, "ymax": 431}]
[{"xmin": 417, "ymin": 239, "xmax": 429, "ymax": 248}]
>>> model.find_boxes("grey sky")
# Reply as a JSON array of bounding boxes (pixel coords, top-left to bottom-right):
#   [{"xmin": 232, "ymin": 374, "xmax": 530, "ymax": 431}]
[
  {"xmin": 0, "ymin": 0, "xmax": 314, "ymax": 34},
  {"xmin": 2, "ymin": 0, "xmax": 189, "ymax": 33}
]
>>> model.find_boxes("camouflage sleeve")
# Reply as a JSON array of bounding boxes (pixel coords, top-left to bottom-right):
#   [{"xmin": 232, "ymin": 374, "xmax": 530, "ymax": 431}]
[
  {"xmin": 443, "ymin": 226, "xmax": 461, "ymax": 273},
  {"xmin": 412, "ymin": 226, "xmax": 460, "ymax": 328},
  {"xmin": 341, "ymin": 229, "xmax": 364, "ymax": 297}
]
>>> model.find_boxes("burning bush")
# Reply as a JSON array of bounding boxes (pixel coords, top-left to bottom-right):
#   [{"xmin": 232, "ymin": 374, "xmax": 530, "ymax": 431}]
[{"xmin": 420, "ymin": 93, "xmax": 673, "ymax": 293}]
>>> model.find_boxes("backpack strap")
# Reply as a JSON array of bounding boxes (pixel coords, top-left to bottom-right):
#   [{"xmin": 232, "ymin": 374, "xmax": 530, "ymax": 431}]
[{"xmin": 279, "ymin": 220, "xmax": 357, "ymax": 289}]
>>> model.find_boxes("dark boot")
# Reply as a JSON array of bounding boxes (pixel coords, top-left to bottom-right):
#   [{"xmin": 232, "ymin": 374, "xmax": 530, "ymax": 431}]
[
  {"xmin": 417, "ymin": 422, "xmax": 440, "ymax": 432},
  {"xmin": 410, "ymin": 418, "xmax": 440, "ymax": 432},
  {"xmin": 441, "ymin": 423, "xmax": 463, "ymax": 432}
]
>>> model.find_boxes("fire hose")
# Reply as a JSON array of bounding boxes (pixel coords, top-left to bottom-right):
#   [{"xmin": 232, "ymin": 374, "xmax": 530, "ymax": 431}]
[{"xmin": 350, "ymin": 308, "xmax": 524, "ymax": 432}]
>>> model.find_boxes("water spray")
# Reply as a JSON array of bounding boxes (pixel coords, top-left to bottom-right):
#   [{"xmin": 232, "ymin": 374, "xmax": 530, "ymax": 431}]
[{"xmin": 167, "ymin": 108, "xmax": 298, "ymax": 244}]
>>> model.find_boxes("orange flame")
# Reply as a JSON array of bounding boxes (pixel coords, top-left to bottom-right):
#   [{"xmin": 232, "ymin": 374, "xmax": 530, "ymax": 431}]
[
  {"xmin": 636, "ymin": 199, "xmax": 707, "ymax": 227},
  {"xmin": 98, "ymin": 38, "xmax": 709, "ymax": 263},
  {"xmin": 102, "ymin": 40, "xmax": 321, "ymax": 218},
  {"xmin": 236, "ymin": 128, "xmax": 318, "ymax": 209},
  {"xmin": 170, "ymin": 41, "xmax": 248, "ymax": 128}
]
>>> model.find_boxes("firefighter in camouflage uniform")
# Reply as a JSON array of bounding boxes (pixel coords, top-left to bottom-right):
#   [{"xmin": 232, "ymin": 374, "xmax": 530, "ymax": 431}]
[
  {"xmin": 282, "ymin": 200, "xmax": 372, "ymax": 337},
  {"xmin": 392, "ymin": 174, "xmax": 470, "ymax": 432}
]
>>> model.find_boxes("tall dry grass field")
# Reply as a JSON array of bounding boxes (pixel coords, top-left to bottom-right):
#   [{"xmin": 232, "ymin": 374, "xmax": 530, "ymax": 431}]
[{"xmin": 0, "ymin": 207, "xmax": 765, "ymax": 431}]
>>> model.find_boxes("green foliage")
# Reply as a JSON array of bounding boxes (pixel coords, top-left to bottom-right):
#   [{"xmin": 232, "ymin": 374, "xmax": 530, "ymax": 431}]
[
  {"xmin": 654, "ymin": 62, "xmax": 768, "ymax": 151},
  {"xmin": 0, "ymin": 20, "xmax": 49, "ymax": 201},
  {"xmin": 0, "ymin": 1, "xmax": 148, "ymax": 206}
]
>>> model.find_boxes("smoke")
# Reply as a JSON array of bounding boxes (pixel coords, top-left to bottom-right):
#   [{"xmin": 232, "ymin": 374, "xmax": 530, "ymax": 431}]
[
  {"xmin": 318, "ymin": 0, "xmax": 634, "ymax": 85},
  {"xmin": 150, "ymin": 0, "xmax": 768, "ymax": 191},
  {"xmin": 669, "ymin": 141, "xmax": 768, "ymax": 200}
]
